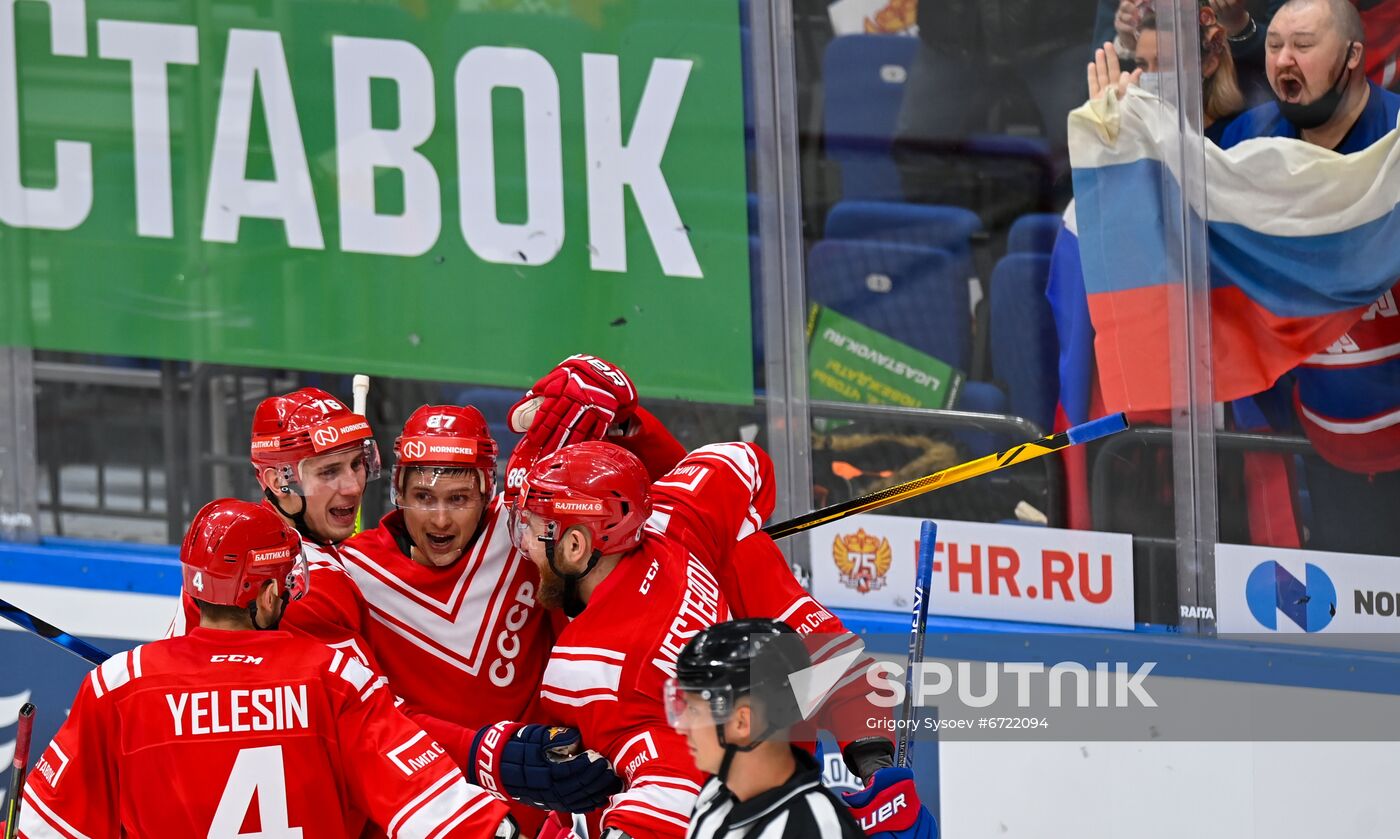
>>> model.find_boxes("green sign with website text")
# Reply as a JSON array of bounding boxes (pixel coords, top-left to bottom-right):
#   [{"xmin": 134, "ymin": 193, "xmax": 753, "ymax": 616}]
[
  {"xmin": 807, "ymin": 304, "xmax": 963, "ymax": 409},
  {"xmin": 0, "ymin": 0, "xmax": 752, "ymax": 402}
]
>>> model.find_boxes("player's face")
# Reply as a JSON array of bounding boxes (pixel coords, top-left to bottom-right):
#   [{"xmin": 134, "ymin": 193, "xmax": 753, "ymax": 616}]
[
  {"xmin": 297, "ymin": 447, "xmax": 368, "ymax": 542},
  {"xmin": 679, "ymin": 695, "xmax": 727, "ymax": 774},
  {"xmin": 401, "ymin": 469, "xmax": 486, "ymax": 568},
  {"xmin": 1265, "ymin": 3, "xmax": 1351, "ymax": 105}
]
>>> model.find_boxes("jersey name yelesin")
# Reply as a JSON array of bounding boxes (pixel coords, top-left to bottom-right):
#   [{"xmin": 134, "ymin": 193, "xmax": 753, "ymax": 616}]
[{"xmin": 165, "ymin": 685, "xmax": 310, "ymax": 736}]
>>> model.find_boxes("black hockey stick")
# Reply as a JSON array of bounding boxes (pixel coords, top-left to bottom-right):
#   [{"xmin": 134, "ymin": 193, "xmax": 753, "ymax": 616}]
[
  {"xmin": 0, "ymin": 599, "xmax": 109, "ymax": 666},
  {"xmin": 3, "ymin": 702, "xmax": 35, "ymax": 839},
  {"xmin": 762, "ymin": 413, "xmax": 1129, "ymax": 540}
]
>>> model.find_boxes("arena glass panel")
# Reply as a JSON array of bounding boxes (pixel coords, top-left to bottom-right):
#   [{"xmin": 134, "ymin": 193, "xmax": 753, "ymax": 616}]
[{"xmin": 1202, "ymin": 1, "xmax": 1400, "ymax": 639}]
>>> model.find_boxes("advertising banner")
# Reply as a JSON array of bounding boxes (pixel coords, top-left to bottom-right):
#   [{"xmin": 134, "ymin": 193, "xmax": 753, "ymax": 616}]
[
  {"xmin": 807, "ymin": 303, "xmax": 963, "ymax": 409},
  {"xmin": 808, "ymin": 513, "xmax": 1134, "ymax": 629},
  {"xmin": 0, "ymin": 0, "xmax": 752, "ymax": 402},
  {"xmin": 1216, "ymin": 543, "xmax": 1400, "ymax": 636}
]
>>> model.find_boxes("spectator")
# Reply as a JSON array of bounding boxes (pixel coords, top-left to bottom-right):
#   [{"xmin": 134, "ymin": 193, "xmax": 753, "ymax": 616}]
[
  {"xmin": 1050, "ymin": 21, "xmax": 1251, "ymax": 537},
  {"xmin": 1104, "ymin": 1, "xmax": 1283, "ymax": 105},
  {"xmin": 1126, "ymin": 3, "xmax": 1249, "ymax": 139},
  {"xmin": 1218, "ymin": 0, "xmax": 1400, "ymax": 554}
]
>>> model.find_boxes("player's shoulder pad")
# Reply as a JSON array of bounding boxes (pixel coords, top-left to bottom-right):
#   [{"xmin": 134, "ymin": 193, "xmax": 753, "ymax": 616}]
[
  {"xmin": 88, "ymin": 645, "xmax": 147, "ymax": 699},
  {"xmin": 667, "ymin": 442, "xmax": 768, "ymax": 494},
  {"xmin": 321, "ymin": 643, "xmax": 386, "ymax": 699}
]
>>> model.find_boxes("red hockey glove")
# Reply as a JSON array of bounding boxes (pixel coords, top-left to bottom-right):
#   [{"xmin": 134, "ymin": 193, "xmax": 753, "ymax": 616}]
[
  {"xmin": 842, "ymin": 766, "xmax": 939, "ymax": 839},
  {"xmin": 505, "ymin": 355, "xmax": 638, "ymax": 499}
]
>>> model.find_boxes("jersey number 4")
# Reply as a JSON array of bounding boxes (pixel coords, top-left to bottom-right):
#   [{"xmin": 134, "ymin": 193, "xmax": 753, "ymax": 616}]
[{"xmin": 210, "ymin": 746, "xmax": 304, "ymax": 837}]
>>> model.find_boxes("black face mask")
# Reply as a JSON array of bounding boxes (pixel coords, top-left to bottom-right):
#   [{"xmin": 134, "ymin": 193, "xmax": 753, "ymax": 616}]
[{"xmin": 1277, "ymin": 42, "xmax": 1356, "ymax": 130}]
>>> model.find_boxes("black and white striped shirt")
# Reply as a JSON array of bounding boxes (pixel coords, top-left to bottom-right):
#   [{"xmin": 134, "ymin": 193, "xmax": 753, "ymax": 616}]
[{"xmin": 687, "ymin": 749, "xmax": 865, "ymax": 839}]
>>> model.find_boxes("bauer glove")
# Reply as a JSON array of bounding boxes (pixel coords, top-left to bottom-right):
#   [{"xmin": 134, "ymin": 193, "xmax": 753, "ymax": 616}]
[
  {"xmin": 469, "ymin": 721, "xmax": 623, "ymax": 813},
  {"xmin": 843, "ymin": 766, "xmax": 939, "ymax": 839}
]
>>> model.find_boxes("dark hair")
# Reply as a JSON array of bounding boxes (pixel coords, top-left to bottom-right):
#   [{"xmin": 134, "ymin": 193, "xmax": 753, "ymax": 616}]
[{"xmin": 194, "ymin": 597, "xmax": 254, "ymax": 625}]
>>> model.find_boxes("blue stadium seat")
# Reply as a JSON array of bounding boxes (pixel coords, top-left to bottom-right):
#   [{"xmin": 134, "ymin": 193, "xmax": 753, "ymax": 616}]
[
  {"xmin": 807, "ymin": 240, "xmax": 969, "ymax": 373},
  {"xmin": 1007, "ymin": 213, "xmax": 1063, "ymax": 254},
  {"xmin": 825, "ymin": 201, "xmax": 981, "ymax": 289},
  {"xmin": 822, "ymin": 35, "xmax": 920, "ymax": 201},
  {"xmin": 825, "ymin": 201, "xmax": 980, "ymax": 254},
  {"xmin": 953, "ymin": 380, "xmax": 1010, "ymax": 456},
  {"xmin": 989, "ymin": 253, "xmax": 1058, "ymax": 431}
]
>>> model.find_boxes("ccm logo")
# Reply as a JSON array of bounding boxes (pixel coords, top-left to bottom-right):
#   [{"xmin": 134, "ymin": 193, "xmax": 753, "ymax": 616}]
[
  {"xmin": 210, "ymin": 654, "xmax": 264, "ymax": 665},
  {"xmin": 312, "ymin": 427, "xmax": 341, "ymax": 448},
  {"xmin": 403, "ymin": 440, "xmax": 428, "ymax": 459}
]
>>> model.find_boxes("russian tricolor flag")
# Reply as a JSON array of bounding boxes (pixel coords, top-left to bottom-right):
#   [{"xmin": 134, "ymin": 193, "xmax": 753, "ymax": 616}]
[{"xmin": 1066, "ymin": 87, "xmax": 1400, "ymax": 414}]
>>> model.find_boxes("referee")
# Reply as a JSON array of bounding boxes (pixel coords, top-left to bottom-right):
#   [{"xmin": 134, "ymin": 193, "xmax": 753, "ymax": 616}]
[{"xmin": 666, "ymin": 619, "xmax": 864, "ymax": 839}]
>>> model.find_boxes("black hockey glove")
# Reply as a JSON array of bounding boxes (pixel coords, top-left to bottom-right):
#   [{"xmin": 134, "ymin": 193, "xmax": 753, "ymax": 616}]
[{"xmin": 469, "ymin": 721, "xmax": 623, "ymax": 813}]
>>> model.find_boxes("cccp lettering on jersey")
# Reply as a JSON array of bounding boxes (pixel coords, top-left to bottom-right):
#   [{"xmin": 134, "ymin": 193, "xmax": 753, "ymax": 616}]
[
  {"xmin": 165, "ymin": 684, "xmax": 310, "ymax": 736},
  {"xmin": 489, "ymin": 580, "xmax": 537, "ymax": 688},
  {"xmin": 650, "ymin": 557, "xmax": 723, "ymax": 678}
]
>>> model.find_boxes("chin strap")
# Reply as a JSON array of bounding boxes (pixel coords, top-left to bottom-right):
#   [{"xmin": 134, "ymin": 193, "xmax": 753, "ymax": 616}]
[
  {"xmin": 714, "ymin": 723, "xmax": 773, "ymax": 785},
  {"xmin": 544, "ymin": 539, "xmax": 604, "ymax": 618},
  {"xmin": 264, "ymin": 487, "xmax": 323, "ymax": 545}
]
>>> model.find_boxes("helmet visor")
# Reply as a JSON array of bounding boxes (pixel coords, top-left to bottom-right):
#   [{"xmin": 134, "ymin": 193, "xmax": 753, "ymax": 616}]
[
  {"xmin": 289, "ymin": 439, "xmax": 382, "ymax": 497},
  {"xmin": 663, "ymin": 678, "xmax": 737, "ymax": 731},
  {"xmin": 392, "ymin": 466, "xmax": 487, "ymax": 512},
  {"xmin": 507, "ymin": 506, "xmax": 558, "ymax": 552},
  {"xmin": 285, "ymin": 549, "xmax": 310, "ymax": 602}
]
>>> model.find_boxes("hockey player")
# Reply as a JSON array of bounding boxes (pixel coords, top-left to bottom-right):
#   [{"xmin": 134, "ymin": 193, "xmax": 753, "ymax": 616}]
[
  {"xmin": 668, "ymin": 618, "xmax": 864, "ymax": 839},
  {"xmin": 478, "ymin": 441, "xmax": 758, "ymax": 837},
  {"xmin": 614, "ymin": 442, "xmax": 939, "ymax": 839},
  {"xmin": 337, "ymin": 404, "xmax": 622, "ymax": 825},
  {"xmin": 19, "ymin": 498, "xmax": 515, "ymax": 838},
  {"xmin": 257, "ymin": 356, "xmax": 681, "ymax": 823},
  {"xmin": 167, "ymin": 385, "xmax": 381, "ymax": 638}
]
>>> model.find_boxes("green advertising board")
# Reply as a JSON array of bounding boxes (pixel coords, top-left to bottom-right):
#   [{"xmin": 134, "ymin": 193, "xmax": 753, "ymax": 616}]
[
  {"xmin": 0, "ymin": 0, "xmax": 752, "ymax": 403},
  {"xmin": 807, "ymin": 303, "xmax": 963, "ymax": 409}
]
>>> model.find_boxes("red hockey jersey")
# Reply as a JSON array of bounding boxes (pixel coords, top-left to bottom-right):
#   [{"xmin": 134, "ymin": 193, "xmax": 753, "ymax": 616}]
[
  {"xmin": 531, "ymin": 444, "xmax": 801, "ymax": 837},
  {"xmin": 18, "ymin": 628, "xmax": 509, "ymax": 838},
  {"xmin": 338, "ymin": 498, "xmax": 555, "ymax": 728},
  {"xmin": 647, "ymin": 443, "xmax": 884, "ymax": 747}
]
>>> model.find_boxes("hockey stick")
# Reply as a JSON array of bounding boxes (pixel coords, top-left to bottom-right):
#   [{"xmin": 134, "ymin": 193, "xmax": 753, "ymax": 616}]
[
  {"xmin": 762, "ymin": 413, "xmax": 1129, "ymax": 541},
  {"xmin": 0, "ymin": 599, "xmax": 108, "ymax": 666},
  {"xmin": 895, "ymin": 521, "xmax": 936, "ymax": 769},
  {"xmin": 3, "ymin": 702, "xmax": 35, "ymax": 839},
  {"xmin": 352, "ymin": 373, "xmax": 371, "ymax": 535}
]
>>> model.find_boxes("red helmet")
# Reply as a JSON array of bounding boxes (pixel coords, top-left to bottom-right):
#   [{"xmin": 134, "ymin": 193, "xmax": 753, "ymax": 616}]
[
  {"xmin": 508, "ymin": 441, "xmax": 651, "ymax": 556},
  {"xmin": 393, "ymin": 405, "xmax": 499, "ymax": 506},
  {"xmin": 250, "ymin": 387, "xmax": 380, "ymax": 491},
  {"xmin": 180, "ymin": 499, "xmax": 307, "ymax": 608}
]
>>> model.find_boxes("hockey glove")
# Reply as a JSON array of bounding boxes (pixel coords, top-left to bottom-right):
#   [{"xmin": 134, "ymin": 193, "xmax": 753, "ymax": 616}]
[
  {"xmin": 469, "ymin": 721, "xmax": 623, "ymax": 813},
  {"xmin": 843, "ymin": 736, "xmax": 896, "ymax": 785},
  {"xmin": 842, "ymin": 766, "xmax": 939, "ymax": 839},
  {"xmin": 505, "ymin": 355, "xmax": 638, "ymax": 499}
]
